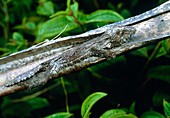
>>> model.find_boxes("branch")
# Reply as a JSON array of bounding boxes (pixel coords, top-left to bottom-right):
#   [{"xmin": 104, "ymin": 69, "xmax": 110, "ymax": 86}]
[{"xmin": 0, "ymin": 1, "xmax": 170, "ymax": 96}]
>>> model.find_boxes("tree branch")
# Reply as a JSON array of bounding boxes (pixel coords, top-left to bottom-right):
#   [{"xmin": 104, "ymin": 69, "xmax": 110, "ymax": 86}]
[{"xmin": 0, "ymin": 1, "xmax": 170, "ymax": 96}]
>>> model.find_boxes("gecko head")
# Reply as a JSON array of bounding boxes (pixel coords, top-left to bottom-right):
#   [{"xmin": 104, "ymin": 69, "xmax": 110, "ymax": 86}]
[{"xmin": 116, "ymin": 26, "xmax": 136, "ymax": 36}]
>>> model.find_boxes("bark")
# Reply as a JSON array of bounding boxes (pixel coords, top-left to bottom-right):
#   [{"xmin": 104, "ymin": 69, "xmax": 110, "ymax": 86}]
[{"xmin": 0, "ymin": 1, "xmax": 170, "ymax": 96}]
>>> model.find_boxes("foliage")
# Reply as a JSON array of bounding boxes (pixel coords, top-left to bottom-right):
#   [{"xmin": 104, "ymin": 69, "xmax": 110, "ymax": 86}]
[
  {"xmin": 163, "ymin": 99, "xmax": 170, "ymax": 117},
  {"xmin": 0, "ymin": 0, "xmax": 170, "ymax": 118},
  {"xmin": 81, "ymin": 92, "xmax": 107, "ymax": 118}
]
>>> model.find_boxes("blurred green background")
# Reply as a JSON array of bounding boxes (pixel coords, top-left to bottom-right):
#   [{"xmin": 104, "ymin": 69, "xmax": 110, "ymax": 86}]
[{"xmin": 0, "ymin": 0, "xmax": 170, "ymax": 118}]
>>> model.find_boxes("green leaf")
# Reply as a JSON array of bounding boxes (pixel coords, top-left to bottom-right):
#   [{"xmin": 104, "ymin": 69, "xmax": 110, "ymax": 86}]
[
  {"xmin": 50, "ymin": 11, "xmax": 68, "ymax": 18},
  {"xmin": 66, "ymin": 0, "xmax": 71, "ymax": 9},
  {"xmin": 1, "ymin": 97, "xmax": 12, "ymax": 109},
  {"xmin": 88, "ymin": 56, "xmax": 126, "ymax": 72},
  {"xmin": 129, "ymin": 102, "xmax": 136, "ymax": 114},
  {"xmin": 70, "ymin": 1, "xmax": 79, "ymax": 17},
  {"xmin": 76, "ymin": 12, "xmax": 87, "ymax": 23},
  {"xmin": 0, "ymin": 48, "xmax": 10, "ymax": 54},
  {"xmin": 37, "ymin": 1, "xmax": 54, "ymax": 16},
  {"xmin": 163, "ymin": 99, "xmax": 170, "ymax": 117},
  {"xmin": 140, "ymin": 111, "xmax": 165, "ymax": 118},
  {"xmin": 37, "ymin": 15, "xmax": 78, "ymax": 41},
  {"xmin": 100, "ymin": 109, "xmax": 125, "ymax": 118},
  {"xmin": 85, "ymin": 10, "xmax": 124, "ymax": 23},
  {"xmin": 156, "ymin": 46, "xmax": 167, "ymax": 58},
  {"xmin": 66, "ymin": 1, "xmax": 79, "ymax": 22},
  {"xmin": 66, "ymin": 0, "xmax": 79, "ymax": 16},
  {"xmin": 25, "ymin": 97, "xmax": 49, "ymax": 110},
  {"xmin": 130, "ymin": 47, "xmax": 148, "ymax": 58},
  {"xmin": 162, "ymin": 39, "xmax": 170, "ymax": 54},
  {"xmin": 120, "ymin": 9, "xmax": 131, "ymax": 19},
  {"xmin": 154, "ymin": 41, "xmax": 168, "ymax": 58},
  {"xmin": 153, "ymin": 90, "xmax": 170, "ymax": 106},
  {"xmin": 51, "ymin": 1, "xmax": 80, "ymax": 23},
  {"xmin": 147, "ymin": 66, "xmax": 170, "ymax": 84},
  {"xmin": 81, "ymin": 92, "xmax": 107, "ymax": 118},
  {"xmin": 45, "ymin": 112, "xmax": 73, "ymax": 118},
  {"xmin": 25, "ymin": 21, "xmax": 36, "ymax": 30},
  {"xmin": 100, "ymin": 109, "xmax": 137, "ymax": 118},
  {"xmin": 1, "ymin": 98, "xmax": 32, "ymax": 118},
  {"xmin": 12, "ymin": 32, "xmax": 24, "ymax": 42},
  {"xmin": 11, "ymin": 32, "xmax": 27, "ymax": 51}
]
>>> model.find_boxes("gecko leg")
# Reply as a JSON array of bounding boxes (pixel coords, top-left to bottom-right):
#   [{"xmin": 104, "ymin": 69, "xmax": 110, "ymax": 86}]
[{"xmin": 91, "ymin": 47, "xmax": 116, "ymax": 60}]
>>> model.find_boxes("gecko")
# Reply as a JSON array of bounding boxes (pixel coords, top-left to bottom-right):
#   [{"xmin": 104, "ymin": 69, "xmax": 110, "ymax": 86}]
[
  {"xmin": 2, "ymin": 0, "xmax": 170, "ymax": 89},
  {"xmin": 4, "ymin": 25, "xmax": 136, "ymax": 88}
]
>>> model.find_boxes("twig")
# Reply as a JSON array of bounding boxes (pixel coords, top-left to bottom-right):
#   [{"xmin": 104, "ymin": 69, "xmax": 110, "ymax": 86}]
[
  {"xmin": 0, "ymin": 1, "xmax": 170, "ymax": 96},
  {"xmin": 61, "ymin": 77, "xmax": 70, "ymax": 113}
]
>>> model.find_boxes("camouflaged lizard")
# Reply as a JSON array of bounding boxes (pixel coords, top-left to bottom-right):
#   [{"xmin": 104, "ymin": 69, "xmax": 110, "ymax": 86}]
[
  {"xmin": 0, "ymin": 0, "xmax": 170, "ymax": 89},
  {"xmin": 4, "ymin": 26, "xmax": 136, "ymax": 88}
]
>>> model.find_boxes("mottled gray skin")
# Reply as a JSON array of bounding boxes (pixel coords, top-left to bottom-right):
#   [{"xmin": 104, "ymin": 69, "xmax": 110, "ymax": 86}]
[
  {"xmin": 5, "ymin": 65, "xmax": 42, "ymax": 87},
  {"xmin": 5, "ymin": 26, "xmax": 136, "ymax": 88},
  {"xmin": 49, "ymin": 26, "xmax": 136, "ymax": 76}
]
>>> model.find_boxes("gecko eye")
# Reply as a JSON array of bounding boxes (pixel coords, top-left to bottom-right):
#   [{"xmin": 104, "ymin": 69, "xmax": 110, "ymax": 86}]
[{"xmin": 115, "ymin": 29, "xmax": 122, "ymax": 35}]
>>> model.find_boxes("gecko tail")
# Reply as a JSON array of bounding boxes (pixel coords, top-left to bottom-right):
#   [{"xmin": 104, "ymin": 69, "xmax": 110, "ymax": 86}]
[{"xmin": 5, "ymin": 65, "xmax": 42, "ymax": 87}]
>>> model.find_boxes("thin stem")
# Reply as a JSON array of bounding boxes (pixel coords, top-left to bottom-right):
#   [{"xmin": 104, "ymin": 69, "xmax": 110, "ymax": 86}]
[
  {"xmin": 2, "ymin": 0, "xmax": 9, "ymax": 41},
  {"xmin": 72, "ymin": 13, "xmax": 86, "ymax": 31},
  {"xmin": 0, "ymin": 21, "xmax": 5, "ymax": 28},
  {"xmin": 140, "ymin": 42, "xmax": 162, "ymax": 86},
  {"xmin": 66, "ymin": 0, "xmax": 85, "ymax": 31},
  {"xmin": 12, "ymin": 83, "xmax": 59, "ymax": 103},
  {"xmin": 61, "ymin": 77, "xmax": 70, "ymax": 112},
  {"xmin": 143, "ymin": 42, "xmax": 162, "ymax": 70}
]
